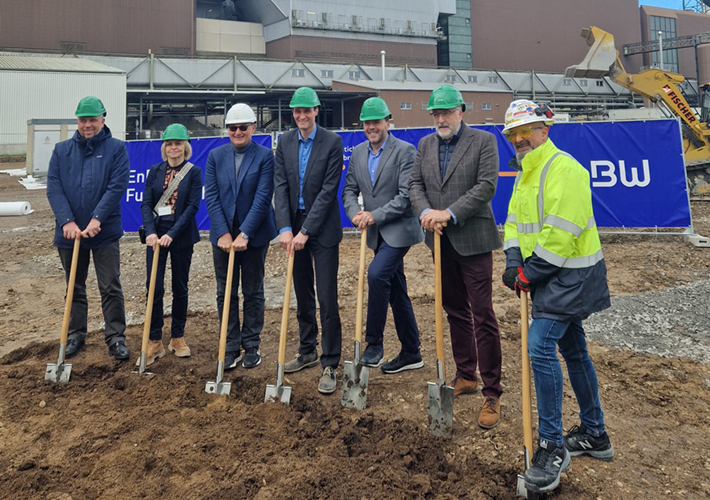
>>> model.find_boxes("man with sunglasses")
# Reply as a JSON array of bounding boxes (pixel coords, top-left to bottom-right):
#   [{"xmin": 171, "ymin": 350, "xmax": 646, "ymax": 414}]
[
  {"xmin": 274, "ymin": 87, "xmax": 344, "ymax": 395},
  {"xmin": 409, "ymin": 85, "xmax": 503, "ymax": 430},
  {"xmin": 205, "ymin": 103, "xmax": 277, "ymax": 370},
  {"xmin": 501, "ymin": 99, "xmax": 613, "ymax": 495}
]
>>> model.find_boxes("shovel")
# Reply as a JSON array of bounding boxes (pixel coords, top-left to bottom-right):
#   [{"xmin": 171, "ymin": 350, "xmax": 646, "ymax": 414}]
[
  {"xmin": 265, "ymin": 251, "xmax": 294, "ymax": 405},
  {"xmin": 205, "ymin": 247, "xmax": 235, "ymax": 396},
  {"xmin": 45, "ymin": 237, "xmax": 81, "ymax": 383},
  {"xmin": 427, "ymin": 230, "xmax": 454, "ymax": 438},
  {"xmin": 516, "ymin": 291, "xmax": 540, "ymax": 499},
  {"xmin": 342, "ymin": 228, "xmax": 370, "ymax": 409},
  {"xmin": 133, "ymin": 242, "xmax": 161, "ymax": 376}
]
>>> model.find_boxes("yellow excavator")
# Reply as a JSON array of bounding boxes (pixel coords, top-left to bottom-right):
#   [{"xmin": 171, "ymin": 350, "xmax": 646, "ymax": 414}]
[{"xmin": 566, "ymin": 26, "xmax": 710, "ymax": 199}]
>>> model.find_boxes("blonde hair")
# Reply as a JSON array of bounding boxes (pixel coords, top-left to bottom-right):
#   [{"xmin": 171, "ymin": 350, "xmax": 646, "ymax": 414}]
[{"xmin": 160, "ymin": 140, "xmax": 192, "ymax": 162}]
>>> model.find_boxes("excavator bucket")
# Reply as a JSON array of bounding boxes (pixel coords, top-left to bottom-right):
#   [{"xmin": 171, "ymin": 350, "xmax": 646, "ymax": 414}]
[{"xmin": 565, "ymin": 26, "xmax": 618, "ymax": 79}]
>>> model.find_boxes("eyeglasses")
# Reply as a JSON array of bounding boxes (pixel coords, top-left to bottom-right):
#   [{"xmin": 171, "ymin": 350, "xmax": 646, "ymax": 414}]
[
  {"xmin": 227, "ymin": 124, "xmax": 253, "ymax": 132},
  {"xmin": 430, "ymin": 109, "xmax": 457, "ymax": 119},
  {"xmin": 503, "ymin": 126, "xmax": 544, "ymax": 142}
]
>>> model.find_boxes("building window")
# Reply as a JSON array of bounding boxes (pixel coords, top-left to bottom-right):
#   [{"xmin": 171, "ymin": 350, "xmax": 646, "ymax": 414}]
[
  {"xmin": 488, "ymin": 76, "xmax": 498, "ymax": 84},
  {"xmin": 481, "ymin": 103, "xmax": 491, "ymax": 111},
  {"xmin": 468, "ymin": 75, "xmax": 477, "ymax": 83},
  {"xmin": 464, "ymin": 102, "xmax": 473, "ymax": 109},
  {"xmin": 348, "ymin": 70, "xmax": 361, "ymax": 80},
  {"xmin": 421, "ymin": 102, "xmax": 428, "ymax": 110},
  {"xmin": 596, "ymin": 80, "xmax": 605, "ymax": 87},
  {"xmin": 321, "ymin": 70, "xmax": 333, "ymax": 78},
  {"xmin": 445, "ymin": 74, "xmax": 457, "ymax": 83},
  {"xmin": 580, "ymin": 80, "xmax": 588, "ymax": 87},
  {"xmin": 292, "ymin": 69, "xmax": 305, "ymax": 77},
  {"xmin": 400, "ymin": 102, "xmax": 412, "ymax": 110},
  {"xmin": 563, "ymin": 79, "xmax": 572, "ymax": 86},
  {"xmin": 650, "ymin": 15, "xmax": 679, "ymax": 73}
]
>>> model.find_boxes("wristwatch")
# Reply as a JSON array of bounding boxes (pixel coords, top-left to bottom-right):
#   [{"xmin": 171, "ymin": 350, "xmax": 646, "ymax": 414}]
[
  {"xmin": 239, "ymin": 232, "xmax": 249, "ymax": 240},
  {"xmin": 300, "ymin": 227, "xmax": 310, "ymax": 236}
]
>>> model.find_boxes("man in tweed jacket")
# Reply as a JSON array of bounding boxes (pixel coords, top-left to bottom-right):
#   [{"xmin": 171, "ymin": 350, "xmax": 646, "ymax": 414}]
[{"xmin": 408, "ymin": 85, "xmax": 503, "ymax": 430}]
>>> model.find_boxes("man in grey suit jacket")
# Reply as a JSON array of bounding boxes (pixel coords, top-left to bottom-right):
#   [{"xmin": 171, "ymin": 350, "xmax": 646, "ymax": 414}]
[
  {"xmin": 409, "ymin": 85, "xmax": 503, "ymax": 430},
  {"xmin": 274, "ymin": 87, "xmax": 343, "ymax": 395},
  {"xmin": 342, "ymin": 97, "xmax": 425, "ymax": 374}
]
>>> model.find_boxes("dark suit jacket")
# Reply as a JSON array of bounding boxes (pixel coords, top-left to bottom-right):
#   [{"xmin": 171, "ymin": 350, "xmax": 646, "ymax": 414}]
[
  {"xmin": 409, "ymin": 124, "xmax": 502, "ymax": 256},
  {"xmin": 140, "ymin": 160, "xmax": 202, "ymax": 248},
  {"xmin": 274, "ymin": 125, "xmax": 344, "ymax": 248},
  {"xmin": 204, "ymin": 141, "xmax": 277, "ymax": 248},
  {"xmin": 342, "ymin": 133, "xmax": 423, "ymax": 250}
]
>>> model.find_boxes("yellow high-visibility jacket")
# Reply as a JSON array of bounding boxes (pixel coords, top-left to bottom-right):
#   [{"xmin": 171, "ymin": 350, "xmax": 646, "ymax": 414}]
[{"xmin": 503, "ymin": 139, "xmax": 610, "ymax": 321}]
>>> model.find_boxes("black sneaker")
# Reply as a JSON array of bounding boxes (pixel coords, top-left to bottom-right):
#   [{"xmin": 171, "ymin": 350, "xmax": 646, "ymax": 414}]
[
  {"xmin": 360, "ymin": 343, "xmax": 384, "ymax": 367},
  {"xmin": 381, "ymin": 350, "xmax": 424, "ymax": 374},
  {"xmin": 283, "ymin": 351, "xmax": 318, "ymax": 373},
  {"xmin": 242, "ymin": 348, "xmax": 261, "ymax": 369},
  {"xmin": 564, "ymin": 424, "xmax": 615, "ymax": 462},
  {"xmin": 108, "ymin": 341, "xmax": 130, "ymax": 361},
  {"xmin": 224, "ymin": 350, "xmax": 242, "ymax": 371},
  {"xmin": 524, "ymin": 439, "xmax": 571, "ymax": 493}
]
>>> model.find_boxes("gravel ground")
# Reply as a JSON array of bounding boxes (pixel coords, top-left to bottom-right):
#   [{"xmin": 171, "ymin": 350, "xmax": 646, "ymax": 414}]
[{"xmin": 586, "ymin": 279, "xmax": 710, "ymax": 365}]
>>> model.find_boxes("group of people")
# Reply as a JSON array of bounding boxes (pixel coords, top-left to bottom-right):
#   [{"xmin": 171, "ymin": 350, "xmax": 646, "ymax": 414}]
[{"xmin": 47, "ymin": 87, "xmax": 613, "ymax": 494}]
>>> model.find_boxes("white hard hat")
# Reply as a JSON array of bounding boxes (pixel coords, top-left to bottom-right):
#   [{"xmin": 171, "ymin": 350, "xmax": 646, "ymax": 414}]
[
  {"xmin": 502, "ymin": 99, "xmax": 554, "ymax": 132},
  {"xmin": 225, "ymin": 103, "xmax": 257, "ymax": 125}
]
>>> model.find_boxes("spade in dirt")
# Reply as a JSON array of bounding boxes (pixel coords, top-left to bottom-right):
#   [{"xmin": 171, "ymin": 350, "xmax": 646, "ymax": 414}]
[
  {"xmin": 205, "ymin": 247, "xmax": 235, "ymax": 396},
  {"xmin": 133, "ymin": 242, "xmax": 161, "ymax": 376},
  {"xmin": 427, "ymin": 230, "xmax": 454, "ymax": 438},
  {"xmin": 45, "ymin": 237, "xmax": 80, "ymax": 384},
  {"xmin": 265, "ymin": 252, "xmax": 294, "ymax": 405},
  {"xmin": 341, "ymin": 228, "xmax": 370, "ymax": 410},
  {"xmin": 516, "ymin": 291, "xmax": 541, "ymax": 500}
]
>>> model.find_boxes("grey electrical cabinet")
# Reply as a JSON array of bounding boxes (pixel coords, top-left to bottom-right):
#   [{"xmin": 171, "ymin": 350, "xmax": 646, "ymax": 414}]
[{"xmin": 26, "ymin": 119, "xmax": 78, "ymax": 176}]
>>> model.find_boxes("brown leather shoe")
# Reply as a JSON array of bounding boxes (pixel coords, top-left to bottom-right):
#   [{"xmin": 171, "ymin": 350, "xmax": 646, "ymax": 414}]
[
  {"xmin": 135, "ymin": 340, "xmax": 165, "ymax": 367},
  {"xmin": 452, "ymin": 377, "xmax": 478, "ymax": 398},
  {"xmin": 478, "ymin": 395, "xmax": 501, "ymax": 429},
  {"xmin": 168, "ymin": 337, "xmax": 191, "ymax": 357}
]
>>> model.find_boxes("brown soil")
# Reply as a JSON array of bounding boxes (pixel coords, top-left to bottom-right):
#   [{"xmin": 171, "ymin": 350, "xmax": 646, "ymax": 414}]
[{"xmin": 1, "ymin": 167, "xmax": 709, "ymax": 499}]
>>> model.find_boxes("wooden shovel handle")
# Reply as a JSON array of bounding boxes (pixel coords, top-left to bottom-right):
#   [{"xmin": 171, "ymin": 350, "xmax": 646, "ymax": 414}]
[
  {"xmin": 520, "ymin": 291, "xmax": 534, "ymax": 468},
  {"xmin": 140, "ymin": 243, "xmax": 161, "ymax": 358},
  {"xmin": 217, "ymin": 248, "xmax": 236, "ymax": 364},
  {"xmin": 355, "ymin": 228, "xmax": 367, "ymax": 343},
  {"xmin": 278, "ymin": 253, "xmax": 295, "ymax": 366},
  {"xmin": 59, "ymin": 238, "xmax": 81, "ymax": 346},
  {"xmin": 434, "ymin": 231, "xmax": 446, "ymax": 381}
]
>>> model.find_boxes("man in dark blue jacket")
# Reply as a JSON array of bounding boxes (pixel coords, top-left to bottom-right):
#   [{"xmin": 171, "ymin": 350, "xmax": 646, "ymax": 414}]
[
  {"xmin": 205, "ymin": 103, "xmax": 277, "ymax": 370},
  {"xmin": 46, "ymin": 96, "xmax": 131, "ymax": 360}
]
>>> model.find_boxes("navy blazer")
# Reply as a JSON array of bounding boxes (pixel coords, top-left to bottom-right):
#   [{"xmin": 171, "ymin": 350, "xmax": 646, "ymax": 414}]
[
  {"xmin": 140, "ymin": 160, "xmax": 202, "ymax": 248},
  {"xmin": 204, "ymin": 141, "xmax": 277, "ymax": 248}
]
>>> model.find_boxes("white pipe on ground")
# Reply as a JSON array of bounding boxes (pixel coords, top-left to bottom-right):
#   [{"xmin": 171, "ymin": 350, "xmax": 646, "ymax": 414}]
[{"xmin": 0, "ymin": 202, "xmax": 33, "ymax": 216}]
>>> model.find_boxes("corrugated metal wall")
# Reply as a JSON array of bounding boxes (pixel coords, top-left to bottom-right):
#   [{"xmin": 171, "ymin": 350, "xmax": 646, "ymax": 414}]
[{"xmin": 0, "ymin": 72, "xmax": 126, "ymax": 147}]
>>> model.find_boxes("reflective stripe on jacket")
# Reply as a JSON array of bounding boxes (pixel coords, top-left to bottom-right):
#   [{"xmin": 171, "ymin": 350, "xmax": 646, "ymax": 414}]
[{"xmin": 503, "ymin": 139, "xmax": 610, "ymax": 321}]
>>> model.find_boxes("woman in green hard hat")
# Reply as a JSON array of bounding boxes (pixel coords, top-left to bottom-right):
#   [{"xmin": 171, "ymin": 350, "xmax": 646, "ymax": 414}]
[{"xmin": 138, "ymin": 124, "xmax": 203, "ymax": 366}]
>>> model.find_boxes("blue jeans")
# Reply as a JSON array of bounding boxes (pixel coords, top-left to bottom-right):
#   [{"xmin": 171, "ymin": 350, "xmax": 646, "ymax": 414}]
[{"xmin": 528, "ymin": 318, "xmax": 606, "ymax": 446}]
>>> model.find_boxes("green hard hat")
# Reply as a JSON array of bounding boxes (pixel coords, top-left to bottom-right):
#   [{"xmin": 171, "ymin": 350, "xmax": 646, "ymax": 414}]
[
  {"xmin": 75, "ymin": 96, "xmax": 107, "ymax": 117},
  {"xmin": 359, "ymin": 97, "xmax": 391, "ymax": 121},
  {"xmin": 289, "ymin": 87, "xmax": 320, "ymax": 108},
  {"xmin": 162, "ymin": 123, "xmax": 190, "ymax": 141},
  {"xmin": 427, "ymin": 85, "xmax": 466, "ymax": 112}
]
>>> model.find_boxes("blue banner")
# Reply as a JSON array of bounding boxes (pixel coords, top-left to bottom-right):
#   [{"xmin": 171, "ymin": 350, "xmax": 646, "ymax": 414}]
[
  {"xmin": 121, "ymin": 135, "xmax": 272, "ymax": 231},
  {"xmin": 123, "ymin": 119, "xmax": 689, "ymax": 232}
]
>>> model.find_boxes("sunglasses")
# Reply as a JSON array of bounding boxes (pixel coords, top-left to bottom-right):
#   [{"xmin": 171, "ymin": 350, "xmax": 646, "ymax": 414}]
[
  {"xmin": 227, "ymin": 124, "xmax": 253, "ymax": 132},
  {"xmin": 503, "ymin": 126, "xmax": 544, "ymax": 142}
]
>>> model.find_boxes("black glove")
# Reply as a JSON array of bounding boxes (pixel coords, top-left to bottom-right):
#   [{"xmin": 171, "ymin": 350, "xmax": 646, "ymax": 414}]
[{"xmin": 502, "ymin": 267, "xmax": 518, "ymax": 291}]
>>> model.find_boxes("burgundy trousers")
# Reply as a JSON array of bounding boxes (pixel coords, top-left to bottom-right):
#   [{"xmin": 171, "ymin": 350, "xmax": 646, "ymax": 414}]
[{"xmin": 439, "ymin": 234, "xmax": 502, "ymax": 398}]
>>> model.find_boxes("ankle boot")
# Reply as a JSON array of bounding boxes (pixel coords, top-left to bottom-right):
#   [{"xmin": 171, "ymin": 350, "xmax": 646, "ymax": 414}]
[
  {"xmin": 168, "ymin": 337, "xmax": 191, "ymax": 357},
  {"xmin": 136, "ymin": 340, "xmax": 166, "ymax": 367}
]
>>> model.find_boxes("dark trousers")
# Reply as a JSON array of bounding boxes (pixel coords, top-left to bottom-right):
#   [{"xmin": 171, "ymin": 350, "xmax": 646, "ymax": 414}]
[
  {"xmin": 365, "ymin": 237, "xmax": 420, "ymax": 355},
  {"xmin": 439, "ymin": 234, "xmax": 502, "ymax": 397},
  {"xmin": 292, "ymin": 215, "xmax": 342, "ymax": 368},
  {"xmin": 57, "ymin": 240, "xmax": 126, "ymax": 347},
  {"xmin": 212, "ymin": 243, "xmax": 268, "ymax": 352},
  {"xmin": 145, "ymin": 243, "xmax": 194, "ymax": 340}
]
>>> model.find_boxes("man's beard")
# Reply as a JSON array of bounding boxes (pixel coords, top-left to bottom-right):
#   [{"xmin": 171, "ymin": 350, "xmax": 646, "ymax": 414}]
[{"xmin": 436, "ymin": 126, "xmax": 454, "ymax": 140}]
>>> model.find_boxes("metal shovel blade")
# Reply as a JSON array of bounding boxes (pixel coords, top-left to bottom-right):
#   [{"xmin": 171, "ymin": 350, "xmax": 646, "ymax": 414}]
[
  {"xmin": 516, "ymin": 474, "xmax": 540, "ymax": 499},
  {"xmin": 264, "ymin": 383, "xmax": 292, "ymax": 405},
  {"xmin": 427, "ymin": 381, "xmax": 454, "ymax": 438},
  {"xmin": 131, "ymin": 353, "xmax": 153, "ymax": 376},
  {"xmin": 45, "ymin": 362, "xmax": 72, "ymax": 384},
  {"xmin": 341, "ymin": 360, "xmax": 370, "ymax": 409},
  {"xmin": 205, "ymin": 380, "xmax": 232, "ymax": 396}
]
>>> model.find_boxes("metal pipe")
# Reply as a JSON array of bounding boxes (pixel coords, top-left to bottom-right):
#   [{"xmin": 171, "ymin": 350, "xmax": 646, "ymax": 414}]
[
  {"xmin": 381, "ymin": 50, "xmax": 386, "ymax": 81},
  {"xmin": 658, "ymin": 31, "xmax": 664, "ymax": 71},
  {"xmin": 278, "ymin": 98, "xmax": 282, "ymax": 132}
]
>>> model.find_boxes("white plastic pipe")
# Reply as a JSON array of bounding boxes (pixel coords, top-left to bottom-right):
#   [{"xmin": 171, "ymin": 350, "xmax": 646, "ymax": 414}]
[
  {"xmin": 381, "ymin": 50, "xmax": 386, "ymax": 81},
  {"xmin": 0, "ymin": 202, "xmax": 33, "ymax": 216}
]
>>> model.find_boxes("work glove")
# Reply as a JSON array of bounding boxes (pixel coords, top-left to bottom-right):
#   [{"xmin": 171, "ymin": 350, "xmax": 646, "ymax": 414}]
[
  {"xmin": 502, "ymin": 267, "xmax": 518, "ymax": 291},
  {"xmin": 515, "ymin": 267, "xmax": 531, "ymax": 297}
]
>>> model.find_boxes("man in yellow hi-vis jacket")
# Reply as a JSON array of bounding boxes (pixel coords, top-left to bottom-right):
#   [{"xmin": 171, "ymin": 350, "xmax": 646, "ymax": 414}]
[{"xmin": 501, "ymin": 99, "xmax": 614, "ymax": 495}]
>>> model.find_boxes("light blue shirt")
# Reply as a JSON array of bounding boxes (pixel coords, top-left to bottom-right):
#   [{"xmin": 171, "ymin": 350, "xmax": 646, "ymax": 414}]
[
  {"xmin": 367, "ymin": 134, "xmax": 388, "ymax": 185},
  {"xmin": 279, "ymin": 124, "xmax": 317, "ymax": 234}
]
